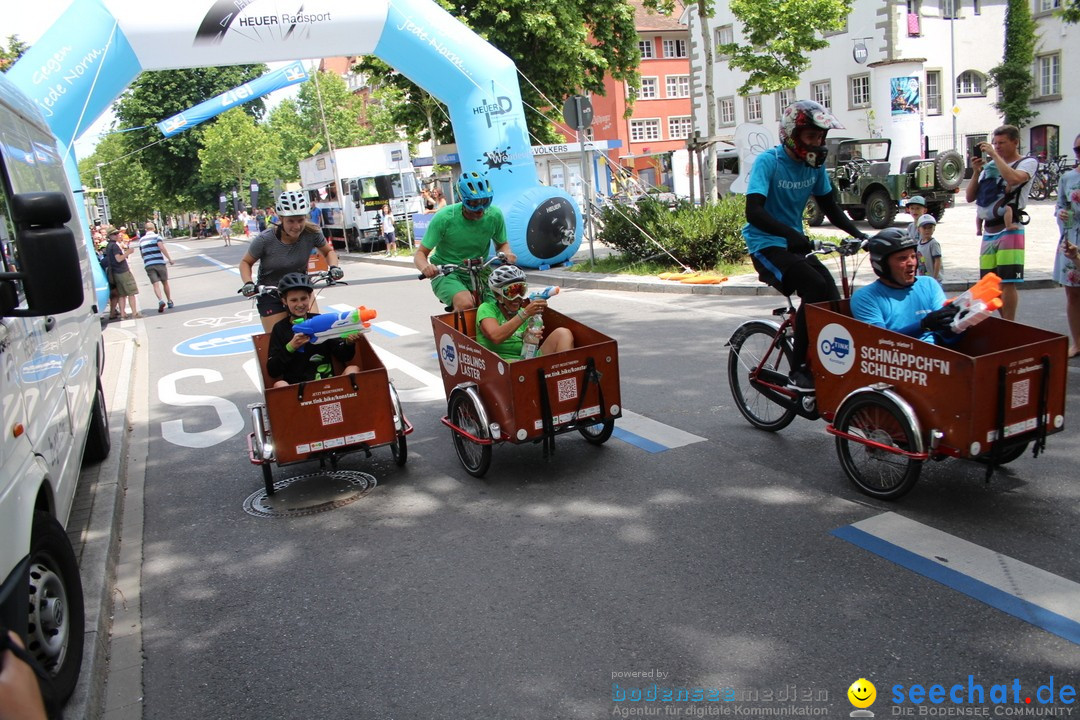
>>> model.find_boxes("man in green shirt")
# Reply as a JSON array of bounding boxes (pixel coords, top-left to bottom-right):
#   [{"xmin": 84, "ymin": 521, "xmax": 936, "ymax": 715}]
[{"xmin": 415, "ymin": 171, "xmax": 517, "ymax": 309}]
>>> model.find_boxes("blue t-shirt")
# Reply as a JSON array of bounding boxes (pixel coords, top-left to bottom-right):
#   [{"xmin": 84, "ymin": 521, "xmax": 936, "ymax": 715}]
[
  {"xmin": 850, "ymin": 275, "xmax": 946, "ymax": 343},
  {"xmin": 742, "ymin": 146, "xmax": 832, "ymax": 254}
]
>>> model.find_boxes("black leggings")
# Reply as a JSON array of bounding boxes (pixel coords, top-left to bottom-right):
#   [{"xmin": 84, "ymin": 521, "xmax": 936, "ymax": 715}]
[{"xmin": 782, "ymin": 257, "xmax": 839, "ymax": 366}]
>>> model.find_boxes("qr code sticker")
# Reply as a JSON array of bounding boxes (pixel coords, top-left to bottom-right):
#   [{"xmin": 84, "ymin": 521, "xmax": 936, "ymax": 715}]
[
  {"xmin": 320, "ymin": 402, "xmax": 344, "ymax": 426},
  {"xmin": 557, "ymin": 377, "xmax": 578, "ymax": 402},
  {"xmin": 1010, "ymin": 379, "xmax": 1030, "ymax": 409}
]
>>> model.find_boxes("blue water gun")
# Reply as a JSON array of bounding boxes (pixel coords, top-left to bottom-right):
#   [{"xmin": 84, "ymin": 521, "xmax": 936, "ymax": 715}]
[
  {"xmin": 529, "ymin": 286, "xmax": 560, "ymax": 301},
  {"xmin": 292, "ymin": 307, "xmax": 377, "ymax": 344}
]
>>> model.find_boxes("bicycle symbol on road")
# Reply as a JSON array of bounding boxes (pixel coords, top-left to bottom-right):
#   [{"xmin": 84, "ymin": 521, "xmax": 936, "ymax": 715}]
[{"xmin": 184, "ymin": 309, "xmax": 259, "ymax": 328}]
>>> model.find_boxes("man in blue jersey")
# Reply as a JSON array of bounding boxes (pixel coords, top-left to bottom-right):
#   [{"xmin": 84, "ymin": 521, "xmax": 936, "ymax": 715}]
[
  {"xmin": 743, "ymin": 100, "xmax": 869, "ymax": 390},
  {"xmin": 850, "ymin": 228, "xmax": 958, "ymax": 343}
]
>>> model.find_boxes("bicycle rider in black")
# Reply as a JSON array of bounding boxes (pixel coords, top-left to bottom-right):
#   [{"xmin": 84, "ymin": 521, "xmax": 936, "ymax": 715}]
[{"xmin": 742, "ymin": 99, "xmax": 869, "ymax": 391}]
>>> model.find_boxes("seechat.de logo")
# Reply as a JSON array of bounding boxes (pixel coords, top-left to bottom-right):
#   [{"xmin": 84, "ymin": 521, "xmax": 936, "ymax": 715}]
[{"xmin": 173, "ymin": 325, "xmax": 263, "ymax": 358}]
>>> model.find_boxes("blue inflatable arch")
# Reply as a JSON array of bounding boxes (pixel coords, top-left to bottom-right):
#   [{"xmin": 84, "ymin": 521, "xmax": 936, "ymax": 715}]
[{"xmin": 6, "ymin": 0, "xmax": 581, "ymax": 268}]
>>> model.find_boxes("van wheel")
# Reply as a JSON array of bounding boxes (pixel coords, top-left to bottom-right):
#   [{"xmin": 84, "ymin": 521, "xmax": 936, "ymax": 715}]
[
  {"xmin": 83, "ymin": 380, "xmax": 111, "ymax": 464},
  {"xmin": 27, "ymin": 512, "xmax": 85, "ymax": 702}
]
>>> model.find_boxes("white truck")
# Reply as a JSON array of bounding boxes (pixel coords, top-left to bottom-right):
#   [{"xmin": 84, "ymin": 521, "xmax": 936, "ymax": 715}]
[
  {"xmin": 298, "ymin": 141, "xmax": 423, "ymax": 252},
  {"xmin": 0, "ymin": 72, "xmax": 110, "ymax": 702}
]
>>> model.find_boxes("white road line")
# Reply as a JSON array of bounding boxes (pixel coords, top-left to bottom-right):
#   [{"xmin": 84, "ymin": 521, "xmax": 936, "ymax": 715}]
[{"xmin": 615, "ymin": 409, "xmax": 707, "ymax": 449}]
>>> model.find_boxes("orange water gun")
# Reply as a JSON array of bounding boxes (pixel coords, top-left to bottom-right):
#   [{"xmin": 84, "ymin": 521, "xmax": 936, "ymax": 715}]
[{"xmin": 946, "ymin": 273, "xmax": 1002, "ymax": 332}]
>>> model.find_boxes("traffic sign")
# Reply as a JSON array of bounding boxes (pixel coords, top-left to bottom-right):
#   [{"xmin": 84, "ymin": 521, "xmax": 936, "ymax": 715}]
[{"xmin": 562, "ymin": 95, "xmax": 593, "ymax": 131}]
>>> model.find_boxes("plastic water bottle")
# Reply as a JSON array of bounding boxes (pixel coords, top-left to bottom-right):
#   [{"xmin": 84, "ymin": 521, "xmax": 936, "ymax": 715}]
[{"xmin": 521, "ymin": 316, "xmax": 543, "ymax": 359}]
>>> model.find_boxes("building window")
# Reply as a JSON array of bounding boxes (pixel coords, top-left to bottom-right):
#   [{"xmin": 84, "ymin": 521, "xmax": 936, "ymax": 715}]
[
  {"xmin": 775, "ymin": 88, "xmax": 796, "ymax": 116},
  {"xmin": 849, "ymin": 74, "xmax": 871, "ymax": 108},
  {"xmin": 638, "ymin": 77, "xmax": 659, "ymax": 99},
  {"xmin": 1037, "ymin": 0, "xmax": 1061, "ymax": 13},
  {"xmin": 639, "ymin": 39, "xmax": 655, "ymax": 59},
  {"xmin": 668, "ymin": 116, "xmax": 693, "ymax": 139},
  {"xmin": 926, "ymin": 70, "xmax": 942, "ymax": 114},
  {"xmin": 942, "ymin": 0, "xmax": 959, "ymax": 20},
  {"xmin": 811, "ymin": 81, "xmax": 832, "ymax": 110},
  {"xmin": 745, "ymin": 95, "xmax": 762, "ymax": 122},
  {"xmin": 825, "ymin": 17, "xmax": 849, "ymax": 36},
  {"xmin": 907, "ymin": 0, "xmax": 922, "ymax": 35},
  {"xmin": 663, "ymin": 39, "xmax": 687, "ymax": 58},
  {"xmin": 718, "ymin": 97, "xmax": 736, "ymax": 126},
  {"xmin": 629, "ymin": 118, "xmax": 661, "ymax": 142},
  {"xmin": 1036, "ymin": 53, "xmax": 1060, "ymax": 97},
  {"xmin": 666, "ymin": 75, "xmax": 690, "ymax": 98},
  {"xmin": 956, "ymin": 70, "xmax": 986, "ymax": 97},
  {"xmin": 715, "ymin": 25, "xmax": 734, "ymax": 58}
]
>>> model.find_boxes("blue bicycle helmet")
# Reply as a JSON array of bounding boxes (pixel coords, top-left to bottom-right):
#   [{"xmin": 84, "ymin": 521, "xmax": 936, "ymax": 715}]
[{"xmin": 457, "ymin": 171, "xmax": 494, "ymax": 210}]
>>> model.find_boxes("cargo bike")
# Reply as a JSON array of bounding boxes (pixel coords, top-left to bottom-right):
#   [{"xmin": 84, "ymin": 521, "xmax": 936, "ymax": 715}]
[
  {"xmin": 431, "ymin": 307, "xmax": 622, "ymax": 477},
  {"xmin": 727, "ymin": 239, "xmax": 1068, "ymax": 499},
  {"xmin": 245, "ymin": 274, "xmax": 413, "ymax": 496}
]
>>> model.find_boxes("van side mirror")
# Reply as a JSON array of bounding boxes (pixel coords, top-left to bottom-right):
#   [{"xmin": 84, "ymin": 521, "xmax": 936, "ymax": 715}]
[{"xmin": 0, "ymin": 192, "xmax": 84, "ymax": 317}]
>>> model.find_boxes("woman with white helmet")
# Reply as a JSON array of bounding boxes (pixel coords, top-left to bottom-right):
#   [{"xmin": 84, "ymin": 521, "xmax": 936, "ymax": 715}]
[
  {"xmin": 476, "ymin": 264, "xmax": 573, "ymax": 359},
  {"xmin": 239, "ymin": 189, "xmax": 343, "ymax": 333}
]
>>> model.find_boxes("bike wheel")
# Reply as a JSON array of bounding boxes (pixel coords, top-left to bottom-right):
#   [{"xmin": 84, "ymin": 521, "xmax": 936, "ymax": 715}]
[
  {"xmin": 834, "ymin": 392, "xmax": 922, "ymax": 500},
  {"xmin": 389, "ymin": 383, "xmax": 408, "ymax": 467},
  {"xmin": 727, "ymin": 322, "xmax": 797, "ymax": 432},
  {"xmin": 448, "ymin": 391, "xmax": 492, "ymax": 477},
  {"xmin": 579, "ymin": 417, "xmax": 615, "ymax": 445}
]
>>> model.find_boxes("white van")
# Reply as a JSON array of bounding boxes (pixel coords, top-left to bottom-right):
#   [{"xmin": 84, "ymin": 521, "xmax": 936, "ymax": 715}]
[{"xmin": 0, "ymin": 73, "xmax": 110, "ymax": 702}]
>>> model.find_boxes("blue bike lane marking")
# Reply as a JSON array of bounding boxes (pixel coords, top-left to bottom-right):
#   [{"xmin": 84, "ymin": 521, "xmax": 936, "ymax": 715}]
[{"xmin": 833, "ymin": 512, "xmax": 1080, "ymax": 645}]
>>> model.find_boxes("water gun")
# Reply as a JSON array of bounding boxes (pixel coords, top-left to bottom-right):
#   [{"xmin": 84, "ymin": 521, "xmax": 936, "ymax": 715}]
[
  {"xmin": 946, "ymin": 273, "xmax": 1002, "ymax": 333},
  {"xmin": 529, "ymin": 286, "xmax": 560, "ymax": 301},
  {"xmin": 292, "ymin": 307, "xmax": 377, "ymax": 343}
]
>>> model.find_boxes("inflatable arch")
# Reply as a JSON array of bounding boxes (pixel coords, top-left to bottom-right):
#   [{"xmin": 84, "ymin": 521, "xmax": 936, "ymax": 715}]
[{"xmin": 6, "ymin": 0, "xmax": 582, "ymax": 269}]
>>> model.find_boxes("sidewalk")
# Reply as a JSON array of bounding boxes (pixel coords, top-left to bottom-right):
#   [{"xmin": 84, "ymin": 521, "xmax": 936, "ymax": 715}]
[{"xmin": 345, "ymin": 195, "xmax": 1064, "ymax": 296}]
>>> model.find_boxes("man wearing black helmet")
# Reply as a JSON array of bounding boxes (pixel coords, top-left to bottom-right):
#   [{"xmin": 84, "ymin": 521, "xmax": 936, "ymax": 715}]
[
  {"xmin": 851, "ymin": 229, "xmax": 958, "ymax": 343},
  {"xmin": 744, "ymin": 99, "xmax": 869, "ymax": 390}
]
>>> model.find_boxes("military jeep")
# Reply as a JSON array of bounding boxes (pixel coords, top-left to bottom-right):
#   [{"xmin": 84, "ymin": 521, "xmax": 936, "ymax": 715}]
[{"xmin": 804, "ymin": 138, "xmax": 964, "ymax": 229}]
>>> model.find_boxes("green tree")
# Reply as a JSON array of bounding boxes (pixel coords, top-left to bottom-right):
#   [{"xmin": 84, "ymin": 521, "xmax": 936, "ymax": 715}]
[
  {"xmin": 987, "ymin": 0, "xmax": 1038, "ymax": 128},
  {"xmin": 113, "ymin": 65, "xmax": 268, "ymax": 209},
  {"xmin": 0, "ymin": 34, "xmax": 28, "ymax": 72},
  {"xmin": 198, "ymin": 108, "xmax": 278, "ymax": 203},
  {"xmin": 79, "ymin": 133, "xmax": 157, "ymax": 226},
  {"xmin": 356, "ymin": 0, "xmax": 643, "ymax": 145},
  {"xmin": 295, "ymin": 71, "xmax": 375, "ymax": 150},
  {"xmin": 264, "ymin": 99, "xmax": 312, "ymax": 184},
  {"xmin": 1061, "ymin": 1, "xmax": 1079, "ymax": 22},
  {"xmin": 713, "ymin": 0, "xmax": 854, "ymax": 95}
]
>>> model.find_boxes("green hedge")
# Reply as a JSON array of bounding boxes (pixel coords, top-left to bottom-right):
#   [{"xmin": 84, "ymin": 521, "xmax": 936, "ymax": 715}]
[{"xmin": 595, "ymin": 195, "xmax": 748, "ymax": 269}]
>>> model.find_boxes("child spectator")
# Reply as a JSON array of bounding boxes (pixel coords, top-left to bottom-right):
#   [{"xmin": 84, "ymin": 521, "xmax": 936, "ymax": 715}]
[
  {"xmin": 915, "ymin": 214, "xmax": 944, "ymax": 285},
  {"xmin": 266, "ymin": 273, "xmax": 360, "ymax": 387},
  {"xmin": 904, "ymin": 195, "xmax": 927, "ymax": 241}
]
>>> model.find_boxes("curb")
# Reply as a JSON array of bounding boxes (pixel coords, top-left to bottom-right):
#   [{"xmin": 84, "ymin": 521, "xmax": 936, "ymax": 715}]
[
  {"xmin": 340, "ymin": 252, "xmax": 1058, "ymax": 295},
  {"xmin": 69, "ymin": 325, "xmax": 139, "ymax": 720}
]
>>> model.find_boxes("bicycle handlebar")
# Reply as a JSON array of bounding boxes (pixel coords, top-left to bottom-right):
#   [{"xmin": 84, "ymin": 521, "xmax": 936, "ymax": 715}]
[
  {"xmin": 417, "ymin": 252, "xmax": 507, "ymax": 280},
  {"xmin": 239, "ymin": 271, "xmax": 347, "ymax": 297},
  {"xmin": 810, "ymin": 237, "xmax": 866, "ymax": 257}
]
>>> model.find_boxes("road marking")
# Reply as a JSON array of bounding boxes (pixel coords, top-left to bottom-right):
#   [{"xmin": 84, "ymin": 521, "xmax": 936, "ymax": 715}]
[
  {"xmin": 369, "ymin": 344, "xmax": 445, "ymax": 402},
  {"xmin": 611, "ymin": 410, "xmax": 707, "ymax": 453},
  {"xmin": 833, "ymin": 512, "xmax": 1080, "ymax": 645},
  {"xmin": 173, "ymin": 242, "xmax": 192, "ymax": 251},
  {"xmin": 199, "ymin": 254, "xmax": 239, "ymax": 273}
]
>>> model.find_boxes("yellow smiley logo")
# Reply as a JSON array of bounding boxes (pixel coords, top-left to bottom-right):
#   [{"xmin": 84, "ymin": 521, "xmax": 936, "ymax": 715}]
[{"xmin": 848, "ymin": 678, "xmax": 877, "ymax": 708}]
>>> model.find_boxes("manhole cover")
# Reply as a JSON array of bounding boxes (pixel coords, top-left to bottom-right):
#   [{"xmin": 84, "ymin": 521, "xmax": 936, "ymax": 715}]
[{"xmin": 243, "ymin": 470, "xmax": 378, "ymax": 518}]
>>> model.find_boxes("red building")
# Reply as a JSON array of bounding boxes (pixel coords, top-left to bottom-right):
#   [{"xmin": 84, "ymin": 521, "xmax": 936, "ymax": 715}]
[{"xmin": 558, "ymin": 1, "xmax": 692, "ymax": 192}]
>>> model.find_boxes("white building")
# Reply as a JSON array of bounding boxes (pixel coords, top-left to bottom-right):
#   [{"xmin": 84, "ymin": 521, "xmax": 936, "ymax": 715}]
[{"xmin": 684, "ymin": 0, "xmax": 1078, "ymax": 169}]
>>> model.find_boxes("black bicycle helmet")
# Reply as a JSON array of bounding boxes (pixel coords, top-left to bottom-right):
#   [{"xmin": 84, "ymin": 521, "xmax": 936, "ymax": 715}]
[
  {"xmin": 277, "ymin": 272, "xmax": 314, "ymax": 296},
  {"xmin": 868, "ymin": 228, "xmax": 918, "ymax": 283}
]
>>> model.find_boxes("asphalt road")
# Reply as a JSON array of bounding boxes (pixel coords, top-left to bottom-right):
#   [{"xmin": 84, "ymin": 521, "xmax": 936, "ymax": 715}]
[{"xmin": 109, "ymin": 235, "xmax": 1080, "ymax": 719}]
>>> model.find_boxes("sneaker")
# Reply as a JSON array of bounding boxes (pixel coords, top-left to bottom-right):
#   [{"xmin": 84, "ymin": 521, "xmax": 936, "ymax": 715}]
[
  {"xmin": 786, "ymin": 365, "xmax": 815, "ymax": 392},
  {"xmin": 158, "ymin": 300, "xmax": 166, "ymax": 313},
  {"xmin": 167, "ymin": 300, "xmax": 175, "ymax": 309}
]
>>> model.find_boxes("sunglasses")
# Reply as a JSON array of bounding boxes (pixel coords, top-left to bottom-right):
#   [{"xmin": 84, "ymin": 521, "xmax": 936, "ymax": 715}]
[
  {"xmin": 463, "ymin": 197, "xmax": 492, "ymax": 211},
  {"xmin": 496, "ymin": 282, "xmax": 528, "ymax": 300}
]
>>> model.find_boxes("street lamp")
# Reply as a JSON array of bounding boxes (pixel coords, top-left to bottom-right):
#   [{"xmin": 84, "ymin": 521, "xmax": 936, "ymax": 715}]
[
  {"xmin": 250, "ymin": 180, "xmax": 259, "ymax": 211},
  {"xmin": 948, "ymin": 2, "xmax": 960, "ymax": 151},
  {"xmin": 95, "ymin": 162, "xmax": 110, "ymax": 225}
]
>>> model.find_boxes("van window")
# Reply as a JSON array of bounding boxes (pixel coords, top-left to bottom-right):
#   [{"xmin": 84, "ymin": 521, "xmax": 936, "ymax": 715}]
[{"xmin": 0, "ymin": 166, "xmax": 25, "ymax": 305}]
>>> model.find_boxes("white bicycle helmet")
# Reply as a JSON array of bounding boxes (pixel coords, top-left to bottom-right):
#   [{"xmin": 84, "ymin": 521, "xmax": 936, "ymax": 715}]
[
  {"xmin": 276, "ymin": 190, "xmax": 310, "ymax": 217},
  {"xmin": 488, "ymin": 264, "xmax": 528, "ymax": 300}
]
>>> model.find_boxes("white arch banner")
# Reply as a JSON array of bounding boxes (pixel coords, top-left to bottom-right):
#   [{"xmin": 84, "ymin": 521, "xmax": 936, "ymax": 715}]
[{"xmin": 6, "ymin": 0, "xmax": 580, "ymax": 267}]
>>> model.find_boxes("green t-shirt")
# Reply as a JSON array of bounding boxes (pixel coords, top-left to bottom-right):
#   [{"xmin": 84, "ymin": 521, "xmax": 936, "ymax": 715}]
[
  {"xmin": 423, "ymin": 203, "xmax": 507, "ymax": 266},
  {"xmin": 475, "ymin": 300, "xmax": 525, "ymax": 360}
]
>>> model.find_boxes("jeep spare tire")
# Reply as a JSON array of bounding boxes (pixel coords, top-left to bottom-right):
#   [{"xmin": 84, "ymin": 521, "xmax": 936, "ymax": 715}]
[
  {"xmin": 864, "ymin": 189, "xmax": 898, "ymax": 229},
  {"xmin": 804, "ymin": 198, "xmax": 824, "ymax": 227},
  {"xmin": 934, "ymin": 150, "xmax": 964, "ymax": 191}
]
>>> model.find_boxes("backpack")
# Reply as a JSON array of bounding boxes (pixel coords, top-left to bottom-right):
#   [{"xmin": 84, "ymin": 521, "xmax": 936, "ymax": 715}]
[{"xmin": 976, "ymin": 158, "xmax": 1030, "ymax": 228}]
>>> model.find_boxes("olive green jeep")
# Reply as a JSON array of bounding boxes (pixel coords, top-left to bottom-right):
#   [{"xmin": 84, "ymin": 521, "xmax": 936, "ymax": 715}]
[{"xmin": 805, "ymin": 138, "xmax": 964, "ymax": 229}]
